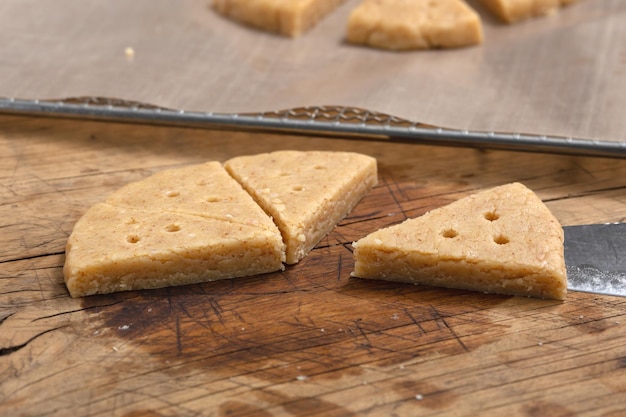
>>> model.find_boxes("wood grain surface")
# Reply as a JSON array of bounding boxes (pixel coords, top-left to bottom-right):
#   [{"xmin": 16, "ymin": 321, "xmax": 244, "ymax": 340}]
[{"xmin": 1, "ymin": 114, "xmax": 626, "ymax": 417}]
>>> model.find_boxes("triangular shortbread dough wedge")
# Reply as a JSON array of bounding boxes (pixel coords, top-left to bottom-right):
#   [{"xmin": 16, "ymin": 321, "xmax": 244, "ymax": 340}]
[
  {"xmin": 213, "ymin": 0, "xmax": 347, "ymax": 37},
  {"xmin": 479, "ymin": 0, "xmax": 579, "ymax": 24},
  {"xmin": 346, "ymin": 0, "xmax": 483, "ymax": 50},
  {"xmin": 106, "ymin": 162, "xmax": 279, "ymax": 233},
  {"xmin": 225, "ymin": 151, "xmax": 378, "ymax": 264},
  {"xmin": 352, "ymin": 183, "xmax": 567, "ymax": 300},
  {"xmin": 64, "ymin": 204, "xmax": 285, "ymax": 298},
  {"xmin": 64, "ymin": 162, "xmax": 285, "ymax": 297}
]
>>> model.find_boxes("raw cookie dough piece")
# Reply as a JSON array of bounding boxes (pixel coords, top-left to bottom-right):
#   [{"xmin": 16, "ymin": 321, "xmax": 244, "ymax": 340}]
[
  {"xmin": 346, "ymin": 0, "xmax": 484, "ymax": 50},
  {"xmin": 352, "ymin": 183, "xmax": 567, "ymax": 300},
  {"xmin": 225, "ymin": 151, "xmax": 378, "ymax": 264},
  {"xmin": 213, "ymin": 0, "xmax": 346, "ymax": 37},
  {"xmin": 64, "ymin": 204, "xmax": 285, "ymax": 298},
  {"xmin": 479, "ymin": 0, "xmax": 579, "ymax": 23},
  {"xmin": 106, "ymin": 161, "xmax": 279, "ymax": 233},
  {"xmin": 64, "ymin": 162, "xmax": 285, "ymax": 298}
]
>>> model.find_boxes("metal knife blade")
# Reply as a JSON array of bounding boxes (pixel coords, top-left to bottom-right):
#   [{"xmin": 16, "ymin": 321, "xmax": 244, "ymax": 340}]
[{"xmin": 564, "ymin": 223, "xmax": 626, "ymax": 297}]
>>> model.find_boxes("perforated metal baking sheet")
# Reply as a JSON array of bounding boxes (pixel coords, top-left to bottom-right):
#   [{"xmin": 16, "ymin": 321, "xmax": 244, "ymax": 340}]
[{"xmin": 2, "ymin": 97, "xmax": 624, "ymax": 158}]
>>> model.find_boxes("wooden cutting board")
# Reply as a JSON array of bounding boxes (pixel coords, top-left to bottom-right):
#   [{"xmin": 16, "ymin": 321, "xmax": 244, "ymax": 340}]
[{"xmin": 1, "ymin": 114, "xmax": 626, "ymax": 417}]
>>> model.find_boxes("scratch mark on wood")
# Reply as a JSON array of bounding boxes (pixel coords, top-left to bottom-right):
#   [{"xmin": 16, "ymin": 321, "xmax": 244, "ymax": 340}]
[
  {"xmin": 0, "ymin": 325, "xmax": 68, "ymax": 356},
  {"xmin": 53, "ymin": 300, "xmax": 127, "ymax": 320},
  {"xmin": 353, "ymin": 318, "xmax": 372, "ymax": 348},
  {"xmin": 32, "ymin": 302, "xmax": 124, "ymax": 321},
  {"xmin": 2, "ymin": 360, "xmax": 85, "ymax": 403},
  {"xmin": 429, "ymin": 304, "xmax": 469, "ymax": 352},
  {"xmin": 442, "ymin": 317, "xmax": 469, "ymax": 353},
  {"xmin": 403, "ymin": 308, "xmax": 426, "ymax": 336},
  {"xmin": 545, "ymin": 184, "xmax": 626, "ymax": 202},
  {"xmin": 341, "ymin": 242, "xmax": 354, "ymax": 254},
  {"xmin": 0, "ymin": 289, "xmax": 45, "ymax": 296},
  {"xmin": 336, "ymin": 254, "xmax": 343, "ymax": 283},
  {"xmin": 384, "ymin": 177, "xmax": 408, "ymax": 220},
  {"xmin": 0, "ymin": 251, "xmax": 65, "ymax": 265},
  {"xmin": 341, "ymin": 211, "xmax": 395, "ymax": 226},
  {"xmin": 0, "ymin": 311, "xmax": 15, "ymax": 325},
  {"xmin": 208, "ymin": 297, "xmax": 225, "ymax": 325},
  {"xmin": 177, "ymin": 301, "xmax": 193, "ymax": 319},
  {"xmin": 230, "ymin": 307, "xmax": 245, "ymax": 323},
  {"xmin": 175, "ymin": 315, "xmax": 183, "ymax": 355}
]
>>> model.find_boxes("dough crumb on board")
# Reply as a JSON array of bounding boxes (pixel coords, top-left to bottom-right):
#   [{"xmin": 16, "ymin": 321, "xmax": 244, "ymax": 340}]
[
  {"xmin": 212, "ymin": 0, "xmax": 347, "ymax": 37},
  {"xmin": 346, "ymin": 0, "xmax": 484, "ymax": 50},
  {"xmin": 352, "ymin": 182, "xmax": 567, "ymax": 300}
]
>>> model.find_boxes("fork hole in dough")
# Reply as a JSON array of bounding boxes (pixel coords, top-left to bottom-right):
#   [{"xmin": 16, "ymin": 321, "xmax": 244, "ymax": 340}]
[
  {"xmin": 165, "ymin": 224, "xmax": 181, "ymax": 233},
  {"xmin": 442, "ymin": 229, "xmax": 458, "ymax": 239},
  {"xmin": 206, "ymin": 196, "xmax": 220, "ymax": 202},
  {"xmin": 165, "ymin": 190, "xmax": 180, "ymax": 198},
  {"xmin": 292, "ymin": 185, "xmax": 304, "ymax": 191},
  {"xmin": 127, "ymin": 234, "xmax": 141, "ymax": 244},
  {"xmin": 494, "ymin": 235, "xmax": 509, "ymax": 245},
  {"xmin": 484, "ymin": 211, "xmax": 500, "ymax": 221}
]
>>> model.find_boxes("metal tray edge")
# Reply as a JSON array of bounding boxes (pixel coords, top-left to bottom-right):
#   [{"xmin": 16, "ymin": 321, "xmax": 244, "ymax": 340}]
[{"xmin": 2, "ymin": 96, "xmax": 625, "ymax": 158}]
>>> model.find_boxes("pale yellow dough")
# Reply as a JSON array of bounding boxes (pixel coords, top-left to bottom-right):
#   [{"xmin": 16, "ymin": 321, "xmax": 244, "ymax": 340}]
[
  {"xmin": 65, "ymin": 153, "xmax": 377, "ymax": 297},
  {"xmin": 64, "ymin": 162, "xmax": 285, "ymax": 298},
  {"xmin": 213, "ymin": 0, "xmax": 347, "ymax": 37},
  {"xmin": 346, "ymin": 0, "xmax": 484, "ymax": 50},
  {"xmin": 479, "ymin": 0, "xmax": 580, "ymax": 23},
  {"xmin": 225, "ymin": 151, "xmax": 378, "ymax": 264},
  {"xmin": 352, "ymin": 183, "xmax": 567, "ymax": 300}
]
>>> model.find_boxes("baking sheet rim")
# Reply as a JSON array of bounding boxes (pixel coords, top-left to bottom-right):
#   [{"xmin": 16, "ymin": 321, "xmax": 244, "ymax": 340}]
[{"xmin": 2, "ymin": 96, "xmax": 625, "ymax": 158}]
